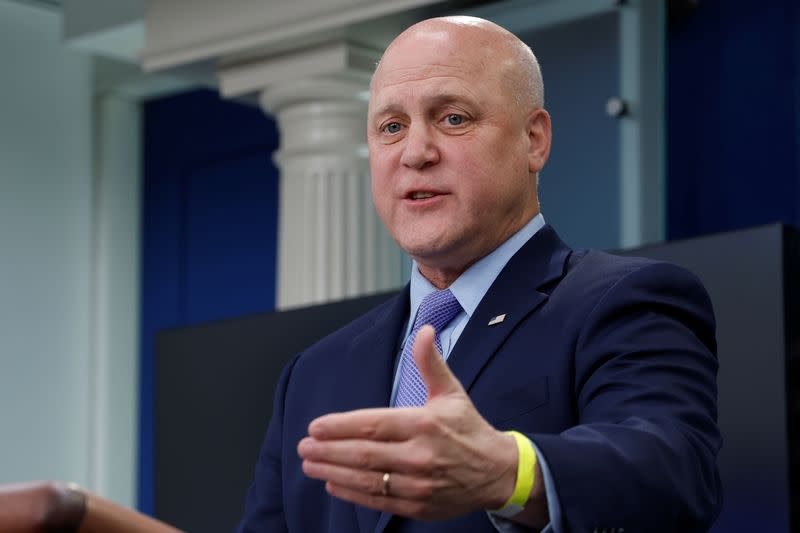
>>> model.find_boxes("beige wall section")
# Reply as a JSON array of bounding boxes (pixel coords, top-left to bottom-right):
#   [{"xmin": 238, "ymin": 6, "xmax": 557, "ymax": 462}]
[{"xmin": 0, "ymin": 1, "xmax": 141, "ymax": 508}]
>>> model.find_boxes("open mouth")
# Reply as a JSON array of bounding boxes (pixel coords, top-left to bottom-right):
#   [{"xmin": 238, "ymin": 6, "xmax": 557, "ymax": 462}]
[
  {"xmin": 405, "ymin": 189, "xmax": 447, "ymax": 201},
  {"xmin": 409, "ymin": 191, "xmax": 436, "ymax": 200}
]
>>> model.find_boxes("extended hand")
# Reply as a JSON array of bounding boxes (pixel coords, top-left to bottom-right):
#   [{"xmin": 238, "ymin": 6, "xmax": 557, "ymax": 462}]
[{"xmin": 297, "ymin": 325, "xmax": 518, "ymax": 520}]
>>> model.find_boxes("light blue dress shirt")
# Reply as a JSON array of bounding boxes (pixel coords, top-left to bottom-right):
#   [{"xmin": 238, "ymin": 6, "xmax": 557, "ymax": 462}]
[{"xmin": 390, "ymin": 213, "xmax": 564, "ymax": 532}]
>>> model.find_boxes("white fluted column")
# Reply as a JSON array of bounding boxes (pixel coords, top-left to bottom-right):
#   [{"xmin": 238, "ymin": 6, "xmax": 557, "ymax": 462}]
[{"xmin": 261, "ymin": 79, "xmax": 405, "ymax": 309}]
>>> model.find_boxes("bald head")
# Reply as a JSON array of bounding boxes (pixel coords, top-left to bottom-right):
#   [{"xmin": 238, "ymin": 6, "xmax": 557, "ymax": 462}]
[
  {"xmin": 372, "ymin": 16, "xmax": 544, "ymax": 111},
  {"xmin": 367, "ymin": 15, "xmax": 553, "ymax": 285}
]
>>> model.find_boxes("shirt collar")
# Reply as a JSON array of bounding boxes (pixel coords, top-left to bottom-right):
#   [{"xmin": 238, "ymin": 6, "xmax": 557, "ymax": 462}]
[{"xmin": 409, "ymin": 213, "xmax": 546, "ymax": 319}]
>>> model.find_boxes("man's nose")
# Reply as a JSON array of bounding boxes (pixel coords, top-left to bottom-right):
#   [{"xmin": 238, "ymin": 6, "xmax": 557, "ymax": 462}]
[{"xmin": 399, "ymin": 124, "xmax": 440, "ymax": 169}]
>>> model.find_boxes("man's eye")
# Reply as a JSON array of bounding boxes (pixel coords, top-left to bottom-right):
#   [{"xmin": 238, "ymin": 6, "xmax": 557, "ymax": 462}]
[
  {"xmin": 446, "ymin": 114, "xmax": 464, "ymax": 126},
  {"xmin": 383, "ymin": 122, "xmax": 402, "ymax": 134}
]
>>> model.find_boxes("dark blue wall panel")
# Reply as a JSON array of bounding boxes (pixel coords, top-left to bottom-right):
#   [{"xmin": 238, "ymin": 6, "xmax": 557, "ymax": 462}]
[
  {"xmin": 668, "ymin": 0, "xmax": 800, "ymax": 239},
  {"xmin": 140, "ymin": 89, "xmax": 279, "ymax": 514}
]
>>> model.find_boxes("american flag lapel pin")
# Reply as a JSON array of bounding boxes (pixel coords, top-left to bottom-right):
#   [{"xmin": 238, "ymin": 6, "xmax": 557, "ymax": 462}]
[{"xmin": 487, "ymin": 313, "xmax": 506, "ymax": 326}]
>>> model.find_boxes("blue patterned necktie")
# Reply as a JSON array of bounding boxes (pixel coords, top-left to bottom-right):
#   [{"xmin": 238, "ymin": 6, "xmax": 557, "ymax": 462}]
[{"xmin": 394, "ymin": 289, "xmax": 462, "ymax": 407}]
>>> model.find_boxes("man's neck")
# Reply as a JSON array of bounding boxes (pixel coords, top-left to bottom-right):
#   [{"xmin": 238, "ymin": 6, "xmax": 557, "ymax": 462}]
[
  {"xmin": 415, "ymin": 209, "xmax": 542, "ymax": 289},
  {"xmin": 417, "ymin": 263, "xmax": 471, "ymax": 290}
]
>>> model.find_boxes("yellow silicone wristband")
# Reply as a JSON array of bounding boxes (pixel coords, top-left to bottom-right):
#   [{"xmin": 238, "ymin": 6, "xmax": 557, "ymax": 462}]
[{"xmin": 497, "ymin": 430, "xmax": 536, "ymax": 510}]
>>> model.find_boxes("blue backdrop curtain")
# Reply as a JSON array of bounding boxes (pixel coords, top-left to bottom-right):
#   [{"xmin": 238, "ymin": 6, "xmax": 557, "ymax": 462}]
[{"xmin": 668, "ymin": 0, "xmax": 800, "ymax": 239}]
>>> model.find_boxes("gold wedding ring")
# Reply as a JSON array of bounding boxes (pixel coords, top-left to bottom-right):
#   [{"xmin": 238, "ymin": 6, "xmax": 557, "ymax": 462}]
[{"xmin": 381, "ymin": 472, "xmax": 391, "ymax": 496}]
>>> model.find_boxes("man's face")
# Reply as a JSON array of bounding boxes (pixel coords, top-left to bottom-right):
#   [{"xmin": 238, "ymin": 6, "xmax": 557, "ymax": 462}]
[{"xmin": 368, "ymin": 27, "xmax": 549, "ymax": 277}]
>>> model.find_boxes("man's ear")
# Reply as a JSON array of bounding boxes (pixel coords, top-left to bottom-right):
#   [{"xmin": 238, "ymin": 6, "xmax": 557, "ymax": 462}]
[{"xmin": 527, "ymin": 109, "xmax": 552, "ymax": 175}]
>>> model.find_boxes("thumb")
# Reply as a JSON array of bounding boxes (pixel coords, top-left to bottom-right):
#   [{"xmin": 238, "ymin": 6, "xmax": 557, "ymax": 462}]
[{"xmin": 413, "ymin": 325, "xmax": 464, "ymax": 399}]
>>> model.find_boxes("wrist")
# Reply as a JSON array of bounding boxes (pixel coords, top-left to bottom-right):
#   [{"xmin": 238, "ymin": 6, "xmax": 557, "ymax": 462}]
[
  {"xmin": 490, "ymin": 431, "xmax": 537, "ymax": 518},
  {"xmin": 487, "ymin": 430, "xmax": 519, "ymax": 509}
]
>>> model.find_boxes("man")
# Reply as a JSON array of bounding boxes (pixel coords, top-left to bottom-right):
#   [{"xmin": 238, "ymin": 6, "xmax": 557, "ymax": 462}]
[{"xmin": 236, "ymin": 16, "xmax": 722, "ymax": 533}]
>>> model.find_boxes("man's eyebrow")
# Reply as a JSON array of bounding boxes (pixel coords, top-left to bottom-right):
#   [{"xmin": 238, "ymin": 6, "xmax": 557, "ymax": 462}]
[
  {"xmin": 372, "ymin": 103, "xmax": 405, "ymax": 118},
  {"xmin": 425, "ymin": 93, "xmax": 474, "ymax": 109},
  {"xmin": 372, "ymin": 94, "xmax": 476, "ymax": 119}
]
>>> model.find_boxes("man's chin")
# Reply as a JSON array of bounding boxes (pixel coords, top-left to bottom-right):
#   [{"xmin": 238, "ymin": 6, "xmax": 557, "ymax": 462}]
[
  {"xmin": 398, "ymin": 238, "xmax": 451, "ymax": 262},
  {"xmin": 403, "ymin": 242, "xmax": 473, "ymax": 272}
]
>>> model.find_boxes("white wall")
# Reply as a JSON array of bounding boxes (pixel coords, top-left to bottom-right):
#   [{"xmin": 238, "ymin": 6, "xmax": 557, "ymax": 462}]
[
  {"xmin": 89, "ymin": 92, "xmax": 140, "ymax": 507},
  {"xmin": 0, "ymin": 1, "xmax": 140, "ymax": 507},
  {"xmin": 0, "ymin": 0, "xmax": 93, "ymax": 486}
]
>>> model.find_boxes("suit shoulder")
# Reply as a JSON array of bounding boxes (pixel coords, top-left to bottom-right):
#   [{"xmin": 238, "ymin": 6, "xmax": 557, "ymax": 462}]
[
  {"xmin": 570, "ymin": 249, "xmax": 703, "ymax": 285},
  {"xmin": 294, "ymin": 292, "xmax": 404, "ymax": 364},
  {"xmin": 571, "ymin": 249, "xmax": 661, "ymax": 275},
  {"xmin": 562, "ymin": 249, "xmax": 710, "ymax": 305}
]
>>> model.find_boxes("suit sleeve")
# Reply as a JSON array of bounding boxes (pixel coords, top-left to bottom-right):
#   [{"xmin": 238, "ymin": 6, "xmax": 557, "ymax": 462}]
[
  {"xmin": 234, "ymin": 353, "xmax": 301, "ymax": 533},
  {"xmin": 529, "ymin": 262, "xmax": 723, "ymax": 533}
]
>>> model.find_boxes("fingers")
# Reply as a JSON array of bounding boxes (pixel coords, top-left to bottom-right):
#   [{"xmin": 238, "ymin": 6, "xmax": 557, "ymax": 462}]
[
  {"xmin": 413, "ymin": 325, "xmax": 464, "ymax": 399},
  {"xmin": 325, "ymin": 482, "xmax": 437, "ymax": 520},
  {"xmin": 308, "ymin": 408, "xmax": 422, "ymax": 441},
  {"xmin": 302, "ymin": 460, "xmax": 440, "ymax": 501},
  {"xmin": 298, "ymin": 437, "xmax": 436, "ymax": 475}
]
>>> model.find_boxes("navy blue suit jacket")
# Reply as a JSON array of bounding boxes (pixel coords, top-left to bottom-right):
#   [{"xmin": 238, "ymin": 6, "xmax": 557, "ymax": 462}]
[{"xmin": 236, "ymin": 226, "xmax": 722, "ymax": 533}]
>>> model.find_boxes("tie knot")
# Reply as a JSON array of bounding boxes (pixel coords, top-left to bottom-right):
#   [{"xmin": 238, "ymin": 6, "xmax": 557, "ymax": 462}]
[{"xmin": 414, "ymin": 289, "xmax": 462, "ymax": 333}]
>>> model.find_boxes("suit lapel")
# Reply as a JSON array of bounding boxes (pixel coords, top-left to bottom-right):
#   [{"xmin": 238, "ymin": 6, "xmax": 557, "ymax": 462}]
[
  {"xmin": 343, "ymin": 289, "xmax": 409, "ymax": 533},
  {"xmin": 447, "ymin": 225, "xmax": 572, "ymax": 395},
  {"xmin": 342, "ymin": 287, "xmax": 408, "ymax": 411}
]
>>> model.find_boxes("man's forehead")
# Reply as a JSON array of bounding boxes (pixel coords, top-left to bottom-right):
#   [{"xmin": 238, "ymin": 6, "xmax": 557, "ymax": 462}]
[
  {"xmin": 369, "ymin": 65, "xmax": 491, "ymax": 112},
  {"xmin": 378, "ymin": 28, "xmax": 494, "ymax": 72},
  {"xmin": 372, "ymin": 40, "xmax": 495, "ymax": 97},
  {"xmin": 375, "ymin": 62, "xmax": 478, "ymax": 89}
]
